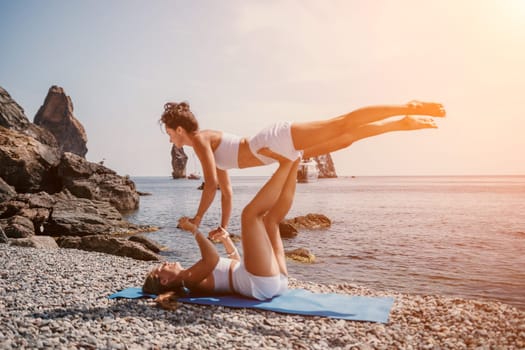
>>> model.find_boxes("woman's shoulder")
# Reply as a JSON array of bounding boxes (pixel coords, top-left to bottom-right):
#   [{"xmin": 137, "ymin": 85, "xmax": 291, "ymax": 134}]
[
  {"xmin": 195, "ymin": 130, "xmax": 223, "ymax": 149},
  {"xmin": 190, "ymin": 129, "xmax": 216, "ymax": 143},
  {"xmin": 200, "ymin": 129, "xmax": 222, "ymax": 137}
]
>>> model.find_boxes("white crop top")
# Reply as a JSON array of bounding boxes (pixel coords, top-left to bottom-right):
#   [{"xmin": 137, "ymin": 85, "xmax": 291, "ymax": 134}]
[
  {"xmin": 212, "ymin": 257, "xmax": 233, "ymax": 292},
  {"xmin": 213, "ymin": 132, "xmax": 242, "ymax": 170}
]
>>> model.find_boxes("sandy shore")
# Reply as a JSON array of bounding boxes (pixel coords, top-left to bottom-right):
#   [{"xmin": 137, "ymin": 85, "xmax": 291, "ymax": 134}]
[{"xmin": 1, "ymin": 245, "xmax": 524, "ymax": 349}]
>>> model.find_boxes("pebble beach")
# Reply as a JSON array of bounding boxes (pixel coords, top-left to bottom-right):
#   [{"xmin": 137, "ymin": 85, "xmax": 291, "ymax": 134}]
[{"xmin": 1, "ymin": 245, "xmax": 524, "ymax": 349}]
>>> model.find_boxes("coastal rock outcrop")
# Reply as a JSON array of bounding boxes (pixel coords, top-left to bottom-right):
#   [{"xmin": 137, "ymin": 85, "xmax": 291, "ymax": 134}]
[
  {"xmin": 129, "ymin": 234, "xmax": 164, "ymax": 253},
  {"xmin": 43, "ymin": 191, "xmax": 128, "ymax": 236},
  {"xmin": 279, "ymin": 214, "xmax": 331, "ymax": 238},
  {"xmin": 57, "ymin": 152, "xmax": 139, "ymax": 212},
  {"xmin": 0, "ymin": 126, "xmax": 62, "ymax": 193},
  {"xmin": 313, "ymin": 154, "xmax": 337, "ymax": 178},
  {"xmin": 0, "ymin": 86, "xmax": 57, "ymax": 147},
  {"xmin": 0, "ymin": 85, "xmax": 139, "ymax": 212},
  {"xmin": 171, "ymin": 145, "xmax": 188, "ymax": 178},
  {"xmin": 285, "ymin": 247, "xmax": 316, "ymax": 263},
  {"xmin": 0, "ymin": 128, "xmax": 138, "ymax": 211},
  {"xmin": 56, "ymin": 235, "xmax": 160, "ymax": 261},
  {"xmin": 1, "ymin": 215, "xmax": 35, "ymax": 238},
  {"xmin": 34, "ymin": 85, "xmax": 88, "ymax": 157},
  {"xmin": 282, "ymin": 213, "xmax": 331, "ymax": 230},
  {"xmin": 0, "ymin": 85, "xmax": 157, "ymax": 261},
  {"xmin": 0, "ymin": 191, "xmax": 147, "ymax": 238}
]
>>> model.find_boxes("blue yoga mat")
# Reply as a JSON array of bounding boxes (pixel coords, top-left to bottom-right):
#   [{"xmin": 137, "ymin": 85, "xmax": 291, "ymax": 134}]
[{"xmin": 109, "ymin": 287, "xmax": 394, "ymax": 323}]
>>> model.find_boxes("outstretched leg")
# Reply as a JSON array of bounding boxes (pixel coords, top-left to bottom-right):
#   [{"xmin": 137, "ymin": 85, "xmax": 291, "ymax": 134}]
[
  {"xmin": 241, "ymin": 152, "xmax": 297, "ymax": 277},
  {"xmin": 291, "ymin": 101, "xmax": 445, "ymax": 152},
  {"xmin": 302, "ymin": 115, "xmax": 439, "ymax": 158}
]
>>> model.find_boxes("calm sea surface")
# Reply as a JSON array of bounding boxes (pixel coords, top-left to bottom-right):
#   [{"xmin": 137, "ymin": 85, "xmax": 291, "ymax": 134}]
[{"xmin": 126, "ymin": 175, "xmax": 525, "ymax": 310}]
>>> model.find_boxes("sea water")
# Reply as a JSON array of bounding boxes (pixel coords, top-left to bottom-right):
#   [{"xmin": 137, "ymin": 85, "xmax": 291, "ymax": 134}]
[{"xmin": 126, "ymin": 175, "xmax": 525, "ymax": 310}]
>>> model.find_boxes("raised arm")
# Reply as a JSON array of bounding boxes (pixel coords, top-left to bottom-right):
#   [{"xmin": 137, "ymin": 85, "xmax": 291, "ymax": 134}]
[
  {"xmin": 209, "ymin": 226, "xmax": 240, "ymax": 261},
  {"xmin": 178, "ymin": 217, "xmax": 219, "ymax": 288},
  {"xmin": 190, "ymin": 136, "xmax": 219, "ymax": 227}
]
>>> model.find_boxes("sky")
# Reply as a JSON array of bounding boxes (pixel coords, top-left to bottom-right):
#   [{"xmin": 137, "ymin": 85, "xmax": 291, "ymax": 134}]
[{"xmin": 1, "ymin": 0, "xmax": 524, "ymax": 177}]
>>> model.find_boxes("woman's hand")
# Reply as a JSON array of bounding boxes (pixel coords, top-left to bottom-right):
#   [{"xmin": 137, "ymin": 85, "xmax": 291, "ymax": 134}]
[
  {"xmin": 178, "ymin": 216, "xmax": 198, "ymax": 234},
  {"xmin": 189, "ymin": 215, "xmax": 201, "ymax": 227},
  {"xmin": 208, "ymin": 226, "xmax": 229, "ymax": 242}
]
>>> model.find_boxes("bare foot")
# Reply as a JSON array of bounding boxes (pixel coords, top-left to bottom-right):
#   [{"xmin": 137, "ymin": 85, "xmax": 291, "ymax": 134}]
[
  {"xmin": 401, "ymin": 115, "xmax": 438, "ymax": 130},
  {"xmin": 257, "ymin": 147, "xmax": 297, "ymax": 163},
  {"xmin": 407, "ymin": 100, "xmax": 446, "ymax": 117}
]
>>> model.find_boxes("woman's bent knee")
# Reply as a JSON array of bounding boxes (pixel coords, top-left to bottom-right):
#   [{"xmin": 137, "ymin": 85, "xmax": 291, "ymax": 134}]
[
  {"xmin": 241, "ymin": 206, "xmax": 264, "ymax": 227},
  {"xmin": 262, "ymin": 214, "xmax": 279, "ymax": 230}
]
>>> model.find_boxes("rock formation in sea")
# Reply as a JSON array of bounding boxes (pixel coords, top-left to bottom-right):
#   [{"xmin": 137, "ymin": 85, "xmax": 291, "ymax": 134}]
[
  {"xmin": 282, "ymin": 213, "xmax": 332, "ymax": 230},
  {"xmin": 313, "ymin": 154, "xmax": 337, "ymax": 178},
  {"xmin": 34, "ymin": 85, "xmax": 88, "ymax": 157},
  {"xmin": 0, "ymin": 85, "xmax": 159, "ymax": 261},
  {"xmin": 171, "ymin": 145, "xmax": 188, "ymax": 178},
  {"xmin": 285, "ymin": 247, "xmax": 316, "ymax": 263},
  {"xmin": 279, "ymin": 213, "xmax": 331, "ymax": 239}
]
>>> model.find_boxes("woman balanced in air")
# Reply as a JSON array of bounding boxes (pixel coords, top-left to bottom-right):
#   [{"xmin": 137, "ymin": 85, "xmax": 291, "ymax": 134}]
[
  {"xmin": 144, "ymin": 151, "xmax": 300, "ymax": 300},
  {"xmin": 160, "ymin": 100, "xmax": 445, "ymax": 235}
]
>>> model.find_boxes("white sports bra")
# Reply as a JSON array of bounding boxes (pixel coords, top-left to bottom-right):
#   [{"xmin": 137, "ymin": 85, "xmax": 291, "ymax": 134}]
[
  {"xmin": 213, "ymin": 132, "xmax": 242, "ymax": 170},
  {"xmin": 212, "ymin": 257, "xmax": 233, "ymax": 292}
]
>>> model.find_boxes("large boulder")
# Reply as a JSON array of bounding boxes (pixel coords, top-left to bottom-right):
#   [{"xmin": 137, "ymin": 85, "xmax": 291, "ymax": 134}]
[
  {"xmin": 282, "ymin": 213, "xmax": 331, "ymax": 230},
  {"xmin": 57, "ymin": 152, "xmax": 139, "ymax": 212},
  {"xmin": 0, "ymin": 215, "xmax": 35, "ymax": 238},
  {"xmin": 0, "ymin": 192, "xmax": 54, "ymax": 228},
  {"xmin": 0, "ymin": 127, "xmax": 62, "ymax": 193},
  {"xmin": 285, "ymin": 247, "xmax": 316, "ymax": 263},
  {"xmin": 0, "ymin": 191, "xmax": 148, "ymax": 237},
  {"xmin": 171, "ymin": 145, "xmax": 188, "ymax": 179},
  {"xmin": 43, "ymin": 190, "xmax": 138, "ymax": 236},
  {"xmin": 34, "ymin": 85, "xmax": 88, "ymax": 157},
  {"xmin": 56, "ymin": 235, "xmax": 160, "ymax": 261},
  {"xmin": 128, "ymin": 234, "xmax": 164, "ymax": 253}
]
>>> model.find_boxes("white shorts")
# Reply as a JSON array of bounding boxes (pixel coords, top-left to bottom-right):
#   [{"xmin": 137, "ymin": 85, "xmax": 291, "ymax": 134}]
[
  {"xmin": 232, "ymin": 263, "xmax": 288, "ymax": 300},
  {"xmin": 248, "ymin": 121, "xmax": 303, "ymax": 165}
]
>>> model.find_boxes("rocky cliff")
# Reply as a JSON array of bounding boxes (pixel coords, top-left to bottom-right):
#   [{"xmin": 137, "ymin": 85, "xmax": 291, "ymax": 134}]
[
  {"xmin": 0, "ymin": 85, "xmax": 159, "ymax": 261},
  {"xmin": 0, "ymin": 86, "xmax": 57, "ymax": 147},
  {"xmin": 34, "ymin": 85, "xmax": 88, "ymax": 157}
]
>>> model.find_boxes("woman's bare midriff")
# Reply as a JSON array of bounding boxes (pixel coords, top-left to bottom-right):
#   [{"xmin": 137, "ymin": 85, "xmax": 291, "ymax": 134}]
[{"xmin": 238, "ymin": 138, "xmax": 265, "ymax": 169}]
